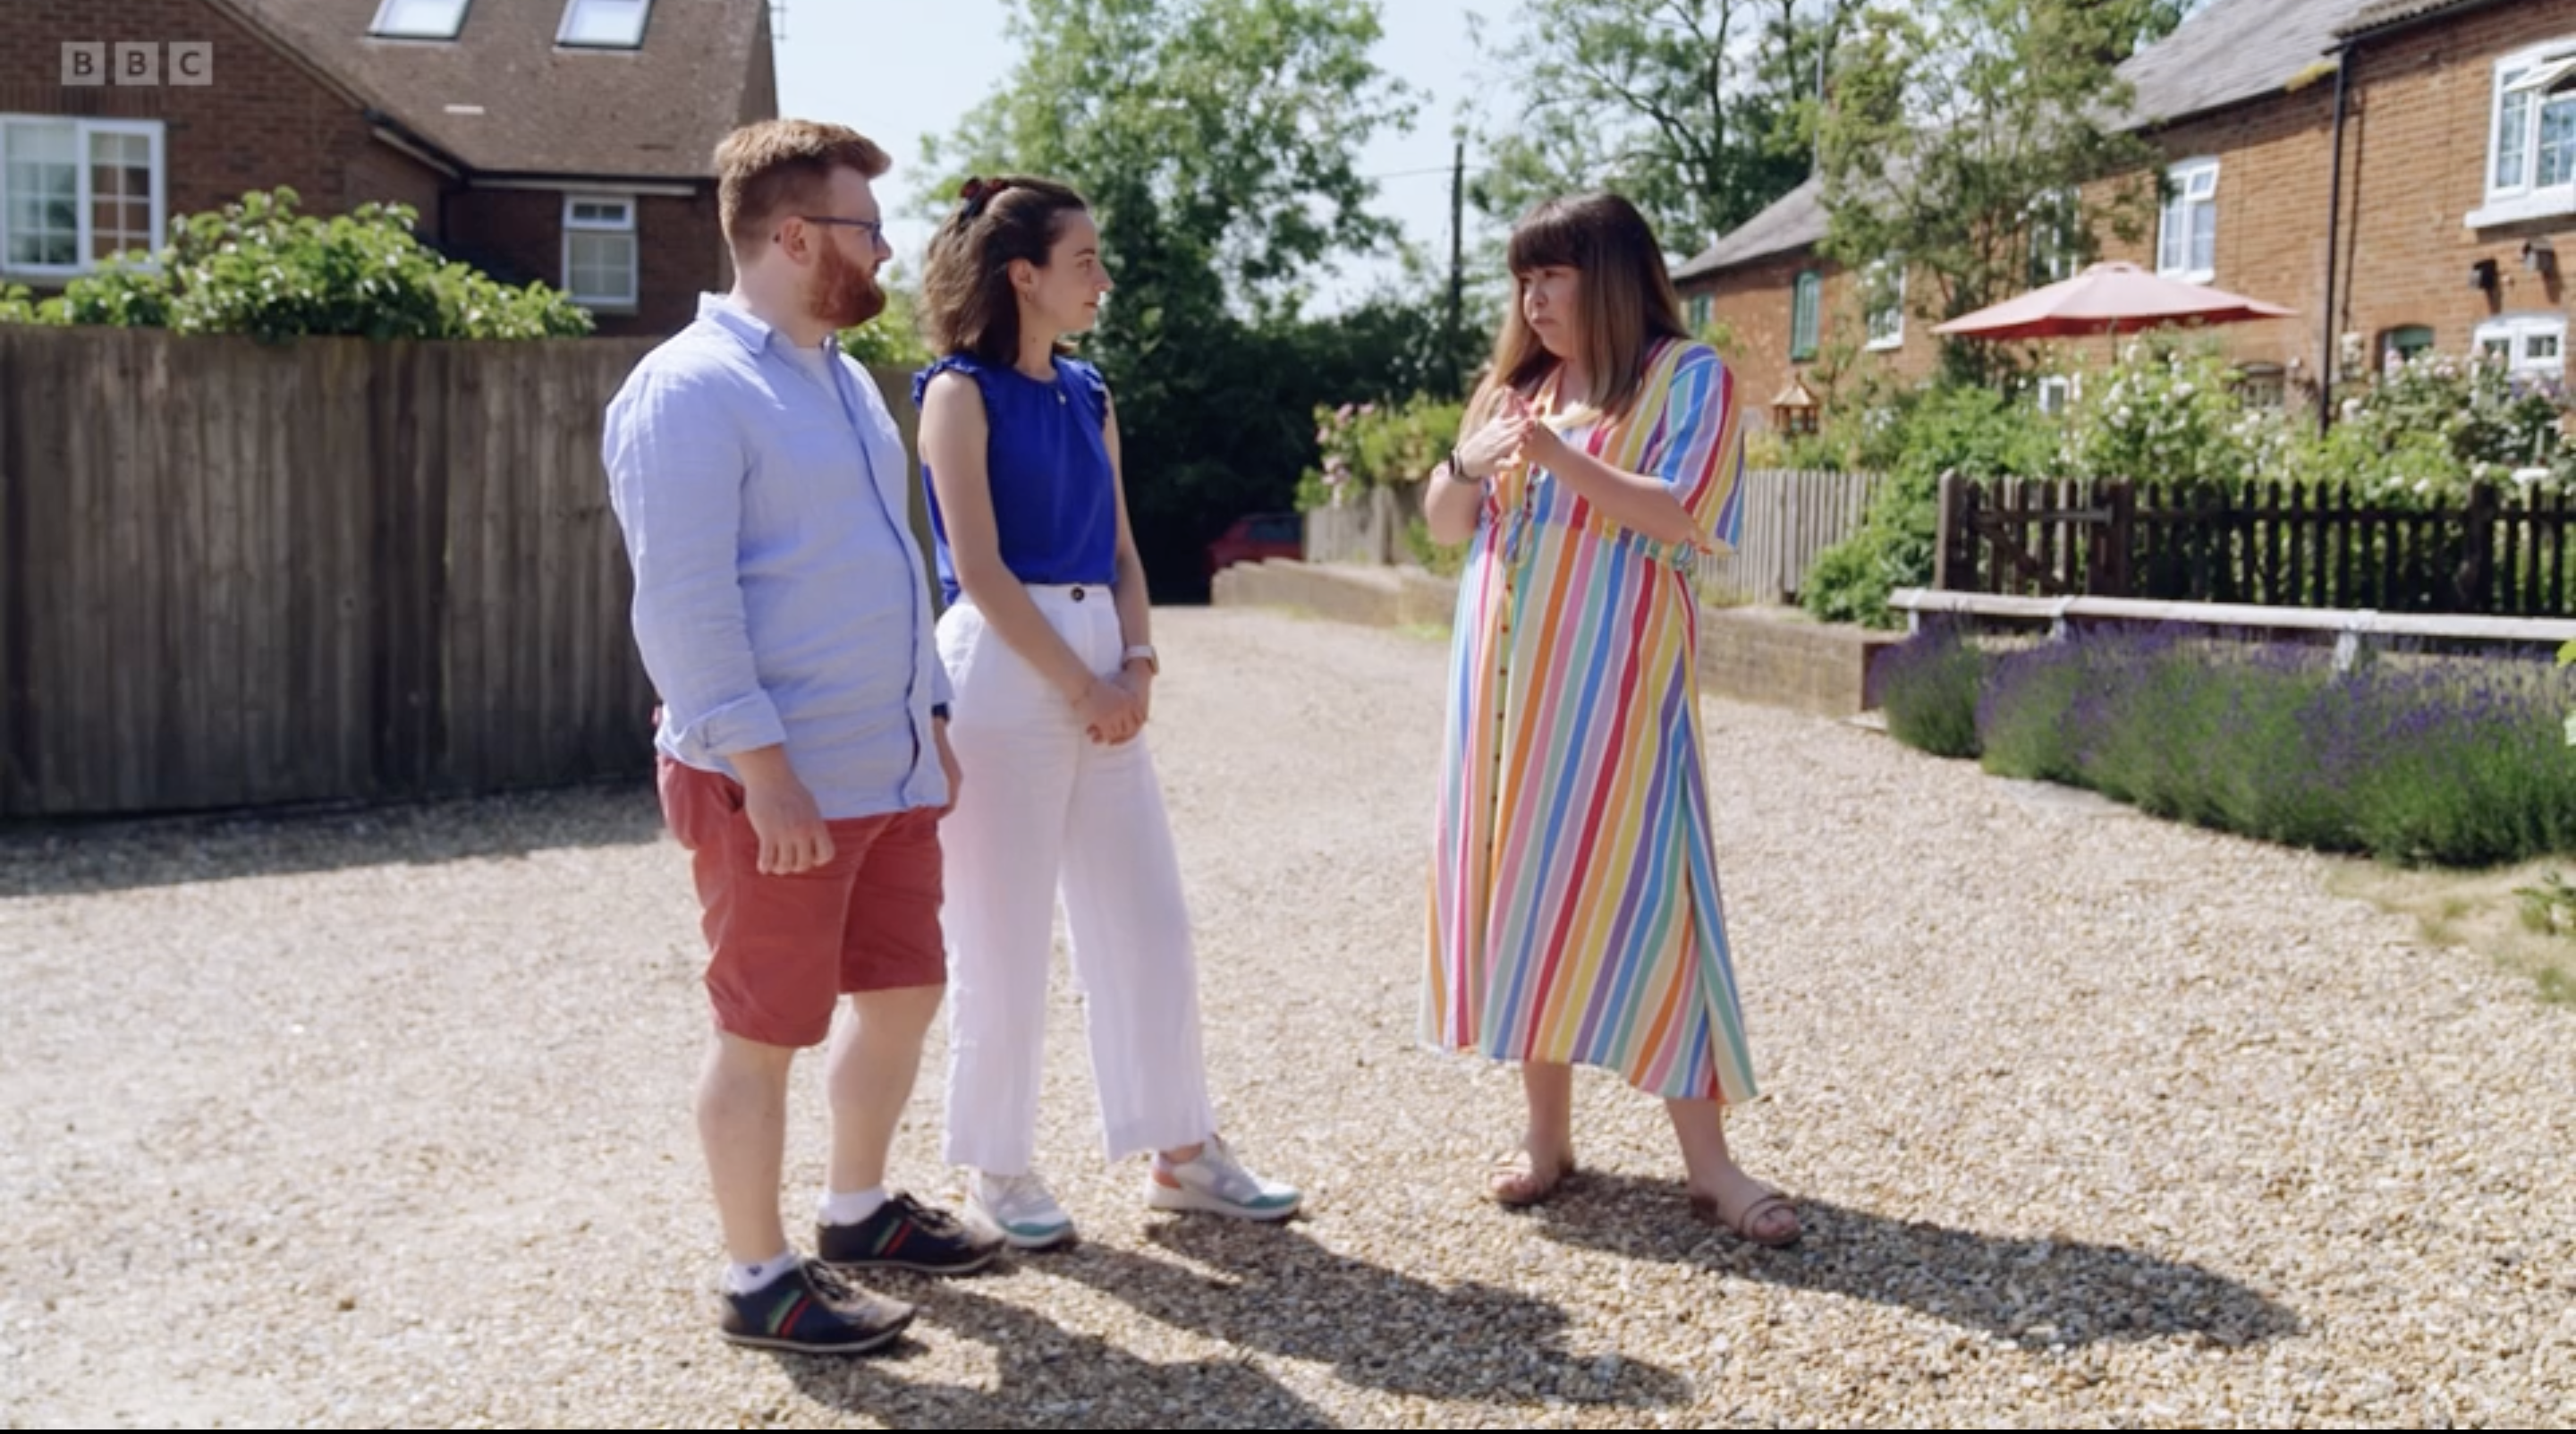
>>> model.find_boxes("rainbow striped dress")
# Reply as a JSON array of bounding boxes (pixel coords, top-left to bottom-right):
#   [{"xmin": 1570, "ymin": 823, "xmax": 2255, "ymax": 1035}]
[{"xmin": 1424, "ymin": 338, "xmax": 1757, "ymax": 1103}]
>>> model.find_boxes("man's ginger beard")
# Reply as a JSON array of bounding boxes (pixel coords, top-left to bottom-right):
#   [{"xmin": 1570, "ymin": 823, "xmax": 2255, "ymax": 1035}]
[{"xmin": 809, "ymin": 235, "xmax": 886, "ymax": 328}]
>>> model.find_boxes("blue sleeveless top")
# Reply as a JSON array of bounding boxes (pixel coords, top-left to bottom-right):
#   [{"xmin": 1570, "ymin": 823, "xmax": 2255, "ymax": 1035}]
[{"xmin": 911, "ymin": 352, "xmax": 1118, "ymax": 605}]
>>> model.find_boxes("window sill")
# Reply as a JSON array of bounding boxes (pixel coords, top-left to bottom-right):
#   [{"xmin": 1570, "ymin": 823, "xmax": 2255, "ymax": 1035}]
[
  {"xmin": 2468, "ymin": 189, "xmax": 2576, "ymax": 229},
  {"xmin": 2157, "ymin": 267, "xmax": 2216, "ymax": 284},
  {"xmin": 573, "ymin": 299, "xmax": 640, "ymax": 315},
  {"xmin": 1864, "ymin": 336, "xmax": 1904, "ymax": 353}
]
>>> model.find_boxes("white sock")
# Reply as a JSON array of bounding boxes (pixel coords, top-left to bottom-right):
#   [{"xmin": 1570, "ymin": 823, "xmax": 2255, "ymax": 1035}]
[
  {"xmin": 817, "ymin": 1186, "xmax": 888, "ymax": 1226},
  {"xmin": 724, "ymin": 1248, "xmax": 800, "ymax": 1295}
]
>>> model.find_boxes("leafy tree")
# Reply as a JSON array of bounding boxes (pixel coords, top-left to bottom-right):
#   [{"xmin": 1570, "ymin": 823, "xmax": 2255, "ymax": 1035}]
[
  {"xmin": 1470, "ymin": 0, "xmax": 1859, "ymax": 256},
  {"xmin": 919, "ymin": 0, "xmax": 1424, "ymax": 599},
  {"xmin": 924, "ymin": 0, "xmax": 1414, "ymax": 309},
  {"xmin": 1, "ymin": 187, "xmax": 591, "ymax": 342},
  {"xmin": 1814, "ymin": 0, "xmax": 2174, "ymax": 384}
]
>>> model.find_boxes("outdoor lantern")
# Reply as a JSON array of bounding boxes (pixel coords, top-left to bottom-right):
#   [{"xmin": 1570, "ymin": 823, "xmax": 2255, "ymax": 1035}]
[
  {"xmin": 2470, "ymin": 257, "xmax": 2500, "ymax": 293},
  {"xmin": 2525, "ymin": 237, "xmax": 2557, "ymax": 276},
  {"xmin": 1770, "ymin": 375, "xmax": 1820, "ymax": 436}
]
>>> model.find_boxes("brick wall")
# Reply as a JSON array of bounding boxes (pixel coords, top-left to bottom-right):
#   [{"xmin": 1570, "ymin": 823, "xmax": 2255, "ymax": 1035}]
[
  {"xmin": 1687, "ymin": 249, "xmax": 1940, "ymax": 432},
  {"xmin": 446, "ymin": 186, "xmax": 721, "ymax": 338},
  {"xmin": 2, "ymin": 0, "xmax": 729, "ymax": 338},
  {"xmin": 2097, "ymin": 87, "xmax": 2340, "ymax": 388},
  {"xmin": 2338, "ymin": 0, "xmax": 2576, "ymax": 383},
  {"xmin": 0, "ymin": 0, "xmax": 437, "ymax": 286},
  {"xmin": 1677, "ymin": 0, "xmax": 2576, "ymax": 425}
]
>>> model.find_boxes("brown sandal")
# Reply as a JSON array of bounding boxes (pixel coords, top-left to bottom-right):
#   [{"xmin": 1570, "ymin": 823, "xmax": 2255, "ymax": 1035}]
[
  {"xmin": 1689, "ymin": 1181, "xmax": 1802, "ymax": 1247},
  {"xmin": 1487, "ymin": 1148, "xmax": 1576, "ymax": 1208}
]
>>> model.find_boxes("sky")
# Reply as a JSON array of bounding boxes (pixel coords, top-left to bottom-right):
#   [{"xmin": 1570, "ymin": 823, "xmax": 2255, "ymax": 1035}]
[{"xmin": 773, "ymin": 0, "xmax": 1510, "ymax": 310}]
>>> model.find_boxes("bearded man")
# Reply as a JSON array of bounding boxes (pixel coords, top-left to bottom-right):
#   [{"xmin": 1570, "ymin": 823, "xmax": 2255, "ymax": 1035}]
[{"xmin": 604, "ymin": 118, "xmax": 999, "ymax": 1358}]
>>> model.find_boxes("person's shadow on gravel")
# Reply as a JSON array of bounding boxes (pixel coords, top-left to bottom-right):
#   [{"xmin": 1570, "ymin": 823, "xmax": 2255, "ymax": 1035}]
[
  {"xmin": 1526, "ymin": 1173, "xmax": 2301, "ymax": 1351},
  {"xmin": 1046, "ymin": 1220, "xmax": 1694, "ymax": 1409},
  {"xmin": 778, "ymin": 1277, "xmax": 1337, "ymax": 1429}
]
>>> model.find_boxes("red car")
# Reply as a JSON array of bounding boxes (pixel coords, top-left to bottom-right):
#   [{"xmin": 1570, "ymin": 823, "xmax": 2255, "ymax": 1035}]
[{"xmin": 1207, "ymin": 512, "xmax": 1304, "ymax": 579}]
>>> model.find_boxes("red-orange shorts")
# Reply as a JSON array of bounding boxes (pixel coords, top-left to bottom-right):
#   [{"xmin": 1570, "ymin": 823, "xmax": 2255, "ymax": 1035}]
[{"xmin": 657, "ymin": 754, "xmax": 947, "ymax": 1048}]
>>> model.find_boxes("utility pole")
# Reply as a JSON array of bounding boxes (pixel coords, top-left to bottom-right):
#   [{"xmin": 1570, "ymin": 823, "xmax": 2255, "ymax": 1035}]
[
  {"xmin": 1446, "ymin": 136, "xmax": 1466, "ymax": 398},
  {"xmin": 1813, "ymin": 22, "xmax": 1827, "ymax": 173}
]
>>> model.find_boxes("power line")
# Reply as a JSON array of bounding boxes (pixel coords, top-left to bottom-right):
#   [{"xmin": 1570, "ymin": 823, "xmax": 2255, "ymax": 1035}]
[{"xmin": 1368, "ymin": 162, "xmax": 1496, "ymax": 181}]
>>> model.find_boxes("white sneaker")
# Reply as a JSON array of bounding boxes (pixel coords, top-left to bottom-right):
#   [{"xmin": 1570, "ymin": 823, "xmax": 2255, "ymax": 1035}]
[
  {"xmin": 969, "ymin": 1169, "xmax": 1077, "ymax": 1251},
  {"xmin": 1145, "ymin": 1134, "xmax": 1301, "ymax": 1221}
]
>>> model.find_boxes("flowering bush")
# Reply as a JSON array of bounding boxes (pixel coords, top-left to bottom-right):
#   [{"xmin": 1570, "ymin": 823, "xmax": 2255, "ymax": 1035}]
[
  {"xmin": 2061, "ymin": 333, "xmax": 2296, "ymax": 491},
  {"xmin": 1868, "ymin": 618, "xmax": 1986, "ymax": 757},
  {"xmin": 1969, "ymin": 626, "xmax": 2576, "ymax": 866},
  {"xmin": 2283, "ymin": 345, "xmax": 2567, "ymax": 504},
  {"xmin": 1295, "ymin": 394, "xmax": 1464, "ymax": 511}
]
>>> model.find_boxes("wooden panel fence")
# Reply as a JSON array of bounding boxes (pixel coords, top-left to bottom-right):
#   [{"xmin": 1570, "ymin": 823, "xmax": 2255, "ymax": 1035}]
[
  {"xmin": 1305, "ymin": 467, "xmax": 1887, "ymax": 607},
  {"xmin": 1936, "ymin": 475, "xmax": 2576, "ymax": 617},
  {"xmin": 0, "ymin": 325, "xmax": 930, "ymax": 820},
  {"xmin": 1694, "ymin": 468, "xmax": 1887, "ymax": 605}
]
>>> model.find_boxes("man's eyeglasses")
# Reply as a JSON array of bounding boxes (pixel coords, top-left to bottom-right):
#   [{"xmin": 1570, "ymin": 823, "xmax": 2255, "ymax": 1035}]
[{"xmin": 795, "ymin": 216, "xmax": 886, "ymax": 244}]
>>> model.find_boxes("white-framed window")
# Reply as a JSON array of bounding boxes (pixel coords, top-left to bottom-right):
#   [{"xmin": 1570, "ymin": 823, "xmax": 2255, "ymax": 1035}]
[
  {"xmin": 2035, "ymin": 374, "xmax": 2074, "ymax": 415},
  {"xmin": 1, "ymin": 116, "xmax": 164, "ymax": 276},
  {"xmin": 371, "ymin": 0, "xmax": 472, "ymax": 39},
  {"xmin": 559, "ymin": 0, "xmax": 653, "ymax": 47},
  {"xmin": 1864, "ymin": 259, "xmax": 1904, "ymax": 351},
  {"xmin": 564, "ymin": 193, "xmax": 639, "ymax": 309},
  {"xmin": 2236, "ymin": 362, "xmax": 2286, "ymax": 410},
  {"xmin": 2158, "ymin": 158, "xmax": 2218, "ymax": 282},
  {"xmin": 2478, "ymin": 40, "xmax": 2576, "ymax": 226},
  {"xmin": 2476, "ymin": 314, "xmax": 2568, "ymax": 377},
  {"xmin": 2026, "ymin": 189, "xmax": 2080, "ymax": 286}
]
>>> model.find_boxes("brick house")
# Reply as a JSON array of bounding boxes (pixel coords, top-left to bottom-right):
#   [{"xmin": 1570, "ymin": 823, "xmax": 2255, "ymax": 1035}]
[
  {"xmin": 0, "ymin": 0, "xmax": 779, "ymax": 338},
  {"xmin": 1674, "ymin": 0, "xmax": 2576, "ymax": 432}
]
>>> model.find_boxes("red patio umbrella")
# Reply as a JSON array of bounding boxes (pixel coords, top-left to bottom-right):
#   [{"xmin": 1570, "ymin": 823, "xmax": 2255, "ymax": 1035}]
[{"xmin": 1931, "ymin": 260, "xmax": 2294, "ymax": 341}]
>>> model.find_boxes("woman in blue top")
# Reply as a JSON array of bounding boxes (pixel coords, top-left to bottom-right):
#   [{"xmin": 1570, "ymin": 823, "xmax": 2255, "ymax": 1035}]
[{"xmin": 913, "ymin": 174, "xmax": 1301, "ymax": 1251}]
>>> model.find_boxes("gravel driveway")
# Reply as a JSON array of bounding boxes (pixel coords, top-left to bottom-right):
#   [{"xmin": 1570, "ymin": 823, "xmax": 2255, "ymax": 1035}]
[{"xmin": 4, "ymin": 606, "xmax": 2572, "ymax": 1428}]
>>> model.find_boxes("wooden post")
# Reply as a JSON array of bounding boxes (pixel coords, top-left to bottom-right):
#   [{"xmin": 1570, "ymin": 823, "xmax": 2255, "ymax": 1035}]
[
  {"xmin": 1934, "ymin": 471, "xmax": 1961, "ymax": 592},
  {"xmin": 2459, "ymin": 480, "xmax": 2496, "ymax": 615}
]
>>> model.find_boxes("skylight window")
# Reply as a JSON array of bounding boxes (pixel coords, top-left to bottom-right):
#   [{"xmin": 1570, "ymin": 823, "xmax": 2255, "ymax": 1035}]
[
  {"xmin": 370, "ymin": 0, "xmax": 471, "ymax": 40},
  {"xmin": 560, "ymin": 0, "xmax": 652, "ymax": 48}
]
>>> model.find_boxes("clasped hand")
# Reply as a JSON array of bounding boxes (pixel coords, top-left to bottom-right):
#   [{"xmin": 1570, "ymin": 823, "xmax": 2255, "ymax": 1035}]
[{"xmin": 1453, "ymin": 390, "xmax": 1564, "ymax": 481}]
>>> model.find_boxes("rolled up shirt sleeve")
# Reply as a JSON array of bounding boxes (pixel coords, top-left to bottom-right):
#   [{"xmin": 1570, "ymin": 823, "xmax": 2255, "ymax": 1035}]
[{"xmin": 604, "ymin": 367, "xmax": 786, "ymax": 762}]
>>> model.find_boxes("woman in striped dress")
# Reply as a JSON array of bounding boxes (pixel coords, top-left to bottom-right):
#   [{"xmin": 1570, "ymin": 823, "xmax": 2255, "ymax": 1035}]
[{"xmin": 1419, "ymin": 191, "xmax": 1799, "ymax": 1246}]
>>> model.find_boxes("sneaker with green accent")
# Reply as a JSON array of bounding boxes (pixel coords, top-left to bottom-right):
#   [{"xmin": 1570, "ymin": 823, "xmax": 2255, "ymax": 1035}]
[
  {"xmin": 1145, "ymin": 1135, "xmax": 1301, "ymax": 1221},
  {"xmin": 816, "ymin": 1191, "xmax": 1004, "ymax": 1275},
  {"xmin": 970, "ymin": 1169, "xmax": 1078, "ymax": 1251},
  {"xmin": 718, "ymin": 1259, "xmax": 914, "ymax": 1355}
]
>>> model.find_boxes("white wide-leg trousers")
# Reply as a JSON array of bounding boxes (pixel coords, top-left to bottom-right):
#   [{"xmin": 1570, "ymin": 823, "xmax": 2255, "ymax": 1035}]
[{"xmin": 935, "ymin": 585, "xmax": 1217, "ymax": 1173}]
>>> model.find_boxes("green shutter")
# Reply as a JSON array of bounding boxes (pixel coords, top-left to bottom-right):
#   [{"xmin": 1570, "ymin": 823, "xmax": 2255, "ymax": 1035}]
[{"xmin": 1790, "ymin": 271, "xmax": 1820, "ymax": 361}]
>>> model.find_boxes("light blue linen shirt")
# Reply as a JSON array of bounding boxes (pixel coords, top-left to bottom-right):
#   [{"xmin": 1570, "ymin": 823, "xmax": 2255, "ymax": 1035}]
[{"xmin": 603, "ymin": 293, "xmax": 951, "ymax": 819}]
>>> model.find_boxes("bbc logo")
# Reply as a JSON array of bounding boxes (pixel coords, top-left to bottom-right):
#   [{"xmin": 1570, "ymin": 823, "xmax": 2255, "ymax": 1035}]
[{"xmin": 61, "ymin": 43, "xmax": 215, "ymax": 87}]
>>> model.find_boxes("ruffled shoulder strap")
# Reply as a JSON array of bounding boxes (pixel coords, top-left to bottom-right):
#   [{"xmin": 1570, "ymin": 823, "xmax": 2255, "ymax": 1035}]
[{"xmin": 911, "ymin": 352, "xmax": 993, "ymax": 411}]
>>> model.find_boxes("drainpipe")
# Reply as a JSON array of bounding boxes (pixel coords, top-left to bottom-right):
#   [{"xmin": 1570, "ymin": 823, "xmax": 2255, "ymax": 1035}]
[{"xmin": 2319, "ymin": 47, "xmax": 2351, "ymax": 438}]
